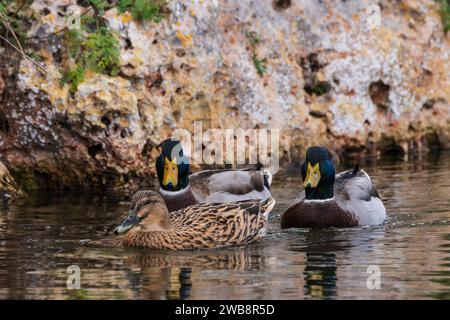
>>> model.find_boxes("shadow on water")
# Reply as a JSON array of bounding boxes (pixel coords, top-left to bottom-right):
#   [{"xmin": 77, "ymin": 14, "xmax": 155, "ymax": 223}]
[
  {"xmin": 428, "ymin": 233, "xmax": 450, "ymax": 300},
  {"xmin": 1, "ymin": 152, "xmax": 450, "ymax": 299}
]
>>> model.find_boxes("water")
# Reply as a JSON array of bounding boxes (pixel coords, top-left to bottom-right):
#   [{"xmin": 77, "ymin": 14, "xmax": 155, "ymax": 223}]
[{"xmin": 1, "ymin": 153, "xmax": 450, "ymax": 299}]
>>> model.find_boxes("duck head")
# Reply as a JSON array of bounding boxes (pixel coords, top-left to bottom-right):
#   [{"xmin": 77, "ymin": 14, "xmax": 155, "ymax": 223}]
[
  {"xmin": 301, "ymin": 146, "xmax": 335, "ymax": 200},
  {"xmin": 114, "ymin": 191, "xmax": 170, "ymax": 235},
  {"xmin": 156, "ymin": 139, "xmax": 190, "ymax": 191}
]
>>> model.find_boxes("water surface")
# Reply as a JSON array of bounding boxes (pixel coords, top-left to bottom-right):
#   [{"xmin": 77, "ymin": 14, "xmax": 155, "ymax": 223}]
[{"xmin": 1, "ymin": 153, "xmax": 450, "ymax": 299}]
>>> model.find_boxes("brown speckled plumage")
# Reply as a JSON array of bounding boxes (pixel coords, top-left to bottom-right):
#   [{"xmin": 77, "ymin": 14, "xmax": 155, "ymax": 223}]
[{"xmin": 117, "ymin": 191, "xmax": 276, "ymax": 250}]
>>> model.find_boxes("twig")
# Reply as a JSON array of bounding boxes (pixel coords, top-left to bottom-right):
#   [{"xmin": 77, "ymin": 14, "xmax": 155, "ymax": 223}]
[
  {"xmin": 0, "ymin": 34, "xmax": 57, "ymax": 80},
  {"xmin": 0, "ymin": 11, "xmax": 24, "ymax": 53}
]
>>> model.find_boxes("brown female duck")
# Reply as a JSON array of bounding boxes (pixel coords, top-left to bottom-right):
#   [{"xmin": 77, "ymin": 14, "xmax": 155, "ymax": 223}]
[
  {"xmin": 156, "ymin": 139, "xmax": 272, "ymax": 212},
  {"xmin": 113, "ymin": 190, "xmax": 276, "ymax": 250}
]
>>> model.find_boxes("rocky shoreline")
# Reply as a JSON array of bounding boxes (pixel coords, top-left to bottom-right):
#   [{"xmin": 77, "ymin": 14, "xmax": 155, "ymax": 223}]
[{"xmin": 0, "ymin": 0, "xmax": 449, "ymax": 190}]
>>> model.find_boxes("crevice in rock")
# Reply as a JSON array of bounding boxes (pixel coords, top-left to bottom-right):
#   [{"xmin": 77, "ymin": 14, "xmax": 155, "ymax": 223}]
[
  {"xmin": 273, "ymin": 0, "xmax": 292, "ymax": 11},
  {"xmin": 300, "ymin": 53, "xmax": 331, "ymax": 96},
  {"xmin": 124, "ymin": 38, "xmax": 133, "ymax": 50},
  {"xmin": 55, "ymin": 114, "xmax": 72, "ymax": 130},
  {"xmin": 145, "ymin": 70, "xmax": 163, "ymax": 91},
  {"xmin": 417, "ymin": 69, "xmax": 432, "ymax": 87},
  {"xmin": 422, "ymin": 100, "xmax": 434, "ymax": 110},
  {"xmin": 175, "ymin": 49, "xmax": 185, "ymax": 57},
  {"xmin": 0, "ymin": 111, "xmax": 9, "ymax": 134},
  {"xmin": 142, "ymin": 139, "xmax": 155, "ymax": 158},
  {"xmin": 88, "ymin": 143, "xmax": 103, "ymax": 158},
  {"xmin": 369, "ymin": 80, "xmax": 390, "ymax": 111},
  {"xmin": 120, "ymin": 128, "xmax": 131, "ymax": 139},
  {"xmin": 304, "ymin": 81, "xmax": 331, "ymax": 96},
  {"xmin": 101, "ymin": 114, "xmax": 111, "ymax": 127},
  {"xmin": 40, "ymin": 8, "xmax": 51, "ymax": 16},
  {"xmin": 309, "ymin": 110, "xmax": 327, "ymax": 118},
  {"xmin": 422, "ymin": 98, "xmax": 446, "ymax": 110}
]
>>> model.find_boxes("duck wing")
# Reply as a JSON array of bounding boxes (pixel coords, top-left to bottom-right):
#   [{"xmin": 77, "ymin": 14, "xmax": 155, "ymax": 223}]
[
  {"xmin": 189, "ymin": 169, "xmax": 271, "ymax": 203},
  {"xmin": 168, "ymin": 197, "xmax": 276, "ymax": 249},
  {"xmin": 335, "ymin": 168, "xmax": 386, "ymax": 225}
]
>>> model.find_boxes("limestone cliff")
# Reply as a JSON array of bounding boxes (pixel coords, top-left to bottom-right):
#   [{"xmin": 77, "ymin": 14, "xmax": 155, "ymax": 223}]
[{"xmin": 0, "ymin": 0, "xmax": 449, "ymax": 188}]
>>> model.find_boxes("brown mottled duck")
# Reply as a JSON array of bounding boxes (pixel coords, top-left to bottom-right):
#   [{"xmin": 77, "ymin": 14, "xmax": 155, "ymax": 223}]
[{"xmin": 113, "ymin": 190, "xmax": 276, "ymax": 250}]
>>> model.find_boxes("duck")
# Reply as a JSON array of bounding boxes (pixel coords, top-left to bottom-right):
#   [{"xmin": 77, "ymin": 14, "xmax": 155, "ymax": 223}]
[
  {"xmin": 281, "ymin": 146, "xmax": 386, "ymax": 229},
  {"xmin": 155, "ymin": 139, "xmax": 272, "ymax": 212},
  {"xmin": 113, "ymin": 190, "xmax": 276, "ymax": 250}
]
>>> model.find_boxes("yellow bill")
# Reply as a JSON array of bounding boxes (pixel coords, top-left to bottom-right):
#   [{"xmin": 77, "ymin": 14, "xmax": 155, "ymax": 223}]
[
  {"xmin": 162, "ymin": 157, "xmax": 178, "ymax": 187},
  {"xmin": 303, "ymin": 162, "xmax": 321, "ymax": 188}
]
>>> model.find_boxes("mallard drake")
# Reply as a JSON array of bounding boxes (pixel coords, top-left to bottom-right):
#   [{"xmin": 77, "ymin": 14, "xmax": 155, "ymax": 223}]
[
  {"xmin": 281, "ymin": 146, "xmax": 386, "ymax": 228},
  {"xmin": 113, "ymin": 190, "xmax": 276, "ymax": 250},
  {"xmin": 155, "ymin": 139, "xmax": 272, "ymax": 212}
]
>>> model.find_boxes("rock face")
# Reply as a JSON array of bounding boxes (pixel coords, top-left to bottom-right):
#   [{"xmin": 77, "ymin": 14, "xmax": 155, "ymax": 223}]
[{"xmin": 0, "ymin": 0, "xmax": 449, "ymax": 188}]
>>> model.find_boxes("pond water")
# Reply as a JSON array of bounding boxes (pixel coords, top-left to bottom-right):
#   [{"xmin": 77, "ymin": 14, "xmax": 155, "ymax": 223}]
[{"xmin": 1, "ymin": 153, "xmax": 450, "ymax": 300}]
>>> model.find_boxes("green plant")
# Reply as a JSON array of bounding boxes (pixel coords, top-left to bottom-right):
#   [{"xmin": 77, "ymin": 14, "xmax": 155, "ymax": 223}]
[
  {"xmin": 118, "ymin": 0, "xmax": 167, "ymax": 23},
  {"xmin": 62, "ymin": 27, "xmax": 120, "ymax": 92},
  {"xmin": 84, "ymin": 27, "xmax": 120, "ymax": 76},
  {"xmin": 61, "ymin": 65, "xmax": 86, "ymax": 93},
  {"xmin": 89, "ymin": 0, "xmax": 108, "ymax": 16},
  {"xmin": 253, "ymin": 55, "xmax": 267, "ymax": 76},
  {"xmin": 246, "ymin": 30, "xmax": 267, "ymax": 76},
  {"xmin": 65, "ymin": 29, "xmax": 84, "ymax": 60},
  {"xmin": 0, "ymin": 0, "xmax": 29, "ymax": 43},
  {"xmin": 440, "ymin": 0, "xmax": 450, "ymax": 33},
  {"xmin": 0, "ymin": 2, "xmax": 6, "ymax": 15},
  {"xmin": 245, "ymin": 31, "xmax": 259, "ymax": 47}
]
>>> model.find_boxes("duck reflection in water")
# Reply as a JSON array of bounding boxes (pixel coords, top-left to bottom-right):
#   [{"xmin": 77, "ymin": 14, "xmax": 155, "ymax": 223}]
[
  {"xmin": 304, "ymin": 252, "xmax": 337, "ymax": 299},
  {"xmin": 123, "ymin": 248, "xmax": 262, "ymax": 299}
]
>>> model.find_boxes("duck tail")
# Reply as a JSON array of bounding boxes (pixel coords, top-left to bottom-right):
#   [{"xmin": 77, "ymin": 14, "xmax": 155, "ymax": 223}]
[
  {"xmin": 255, "ymin": 163, "xmax": 272, "ymax": 190},
  {"xmin": 260, "ymin": 197, "xmax": 276, "ymax": 219},
  {"xmin": 352, "ymin": 164, "xmax": 360, "ymax": 176}
]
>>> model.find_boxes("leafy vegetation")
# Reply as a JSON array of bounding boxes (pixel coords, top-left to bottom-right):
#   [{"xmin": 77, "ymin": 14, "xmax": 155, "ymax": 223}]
[
  {"xmin": 118, "ymin": 0, "xmax": 168, "ymax": 22},
  {"xmin": 246, "ymin": 31, "xmax": 267, "ymax": 76},
  {"xmin": 60, "ymin": 0, "xmax": 168, "ymax": 92},
  {"xmin": 89, "ymin": 0, "xmax": 108, "ymax": 16},
  {"xmin": 439, "ymin": 0, "xmax": 450, "ymax": 33},
  {"xmin": 245, "ymin": 31, "xmax": 259, "ymax": 47},
  {"xmin": 61, "ymin": 65, "xmax": 86, "ymax": 93},
  {"xmin": 253, "ymin": 55, "xmax": 267, "ymax": 76},
  {"xmin": 62, "ymin": 26, "xmax": 120, "ymax": 92},
  {"xmin": 84, "ymin": 27, "xmax": 120, "ymax": 76},
  {"xmin": 0, "ymin": 0, "xmax": 31, "ymax": 44}
]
